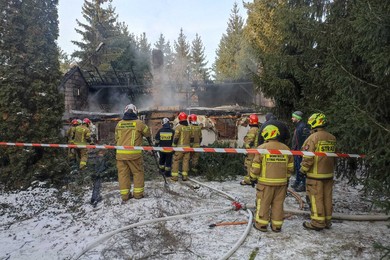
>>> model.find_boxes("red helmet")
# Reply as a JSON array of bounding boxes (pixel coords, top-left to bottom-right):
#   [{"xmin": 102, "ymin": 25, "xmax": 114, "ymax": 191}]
[
  {"xmin": 178, "ymin": 112, "xmax": 188, "ymax": 121},
  {"xmin": 249, "ymin": 114, "xmax": 259, "ymax": 125},
  {"xmin": 189, "ymin": 114, "xmax": 197, "ymax": 123},
  {"xmin": 83, "ymin": 118, "xmax": 91, "ymax": 125},
  {"xmin": 71, "ymin": 119, "xmax": 79, "ymax": 125}
]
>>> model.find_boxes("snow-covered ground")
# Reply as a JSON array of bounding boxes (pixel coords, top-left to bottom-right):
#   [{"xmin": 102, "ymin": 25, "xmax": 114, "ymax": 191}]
[{"xmin": 0, "ymin": 176, "xmax": 389, "ymax": 260}]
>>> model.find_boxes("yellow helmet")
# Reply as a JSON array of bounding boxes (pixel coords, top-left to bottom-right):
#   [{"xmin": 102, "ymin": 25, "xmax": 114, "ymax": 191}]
[
  {"xmin": 308, "ymin": 113, "xmax": 326, "ymax": 129},
  {"xmin": 261, "ymin": 125, "xmax": 280, "ymax": 141}
]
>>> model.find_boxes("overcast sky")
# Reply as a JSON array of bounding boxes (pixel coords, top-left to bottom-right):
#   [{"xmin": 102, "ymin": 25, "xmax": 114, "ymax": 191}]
[{"xmin": 57, "ymin": 0, "xmax": 248, "ymax": 67}]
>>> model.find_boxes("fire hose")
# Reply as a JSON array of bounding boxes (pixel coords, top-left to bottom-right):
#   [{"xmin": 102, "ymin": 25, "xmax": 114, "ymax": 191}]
[
  {"xmin": 72, "ymin": 205, "xmax": 241, "ymax": 260},
  {"xmin": 72, "ymin": 177, "xmax": 253, "ymax": 260}
]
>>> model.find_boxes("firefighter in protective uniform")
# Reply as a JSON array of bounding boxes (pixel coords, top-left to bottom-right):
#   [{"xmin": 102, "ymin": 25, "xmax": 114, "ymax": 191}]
[
  {"xmin": 66, "ymin": 119, "xmax": 80, "ymax": 164},
  {"xmin": 250, "ymin": 125, "xmax": 294, "ymax": 232},
  {"xmin": 155, "ymin": 118, "xmax": 175, "ymax": 177},
  {"xmin": 189, "ymin": 114, "xmax": 202, "ymax": 173},
  {"xmin": 74, "ymin": 118, "xmax": 92, "ymax": 170},
  {"xmin": 240, "ymin": 114, "xmax": 260, "ymax": 185},
  {"xmin": 300, "ymin": 113, "xmax": 336, "ymax": 231},
  {"xmin": 115, "ymin": 104, "xmax": 151, "ymax": 202},
  {"xmin": 171, "ymin": 112, "xmax": 192, "ymax": 181}
]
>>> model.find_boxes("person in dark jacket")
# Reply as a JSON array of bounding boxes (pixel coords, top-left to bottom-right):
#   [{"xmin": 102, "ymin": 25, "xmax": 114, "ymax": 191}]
[
  {"xmin": 290, "ymin": 111, "xmax": 310, "ymax": 192},
  {"xmin": 155, "ymin": 118, "xmax": 175, "ymax": 177},
  {"xmin": 258, "ymin": 113, "xmax": 290, "ymax": 146}
]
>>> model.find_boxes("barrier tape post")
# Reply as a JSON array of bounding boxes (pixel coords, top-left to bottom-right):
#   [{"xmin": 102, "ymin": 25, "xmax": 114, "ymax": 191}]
[{"xmin": 0, "ymin": 142, "xmax": 366, "ymax": 158}]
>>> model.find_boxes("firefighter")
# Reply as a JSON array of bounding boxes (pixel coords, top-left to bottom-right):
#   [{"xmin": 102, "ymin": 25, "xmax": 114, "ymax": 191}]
[
  {"xmin": 74, "ymin": 118, "xmax": 92, "ymax": 170},
  {"xmin": 66, "ymin": 119, "xmax": 79, "ymax": 164},
  {"xmin": 171, "ymin": 112, "xmax": 192, "ymax": 181},
  {"xmin": 189, "ymin": 114, "xmax": 202, "ymax": 173},
  {"xmin": 155, "ymin": 118, "xmax": 174, "ymax": 177},
  {"xmin": 240, "ymin": 114, "xmax": 260, "ymax": 185},
  {"xmin": 115, "ymin": 104, "xmax": 151, "ymax": 202},
  {"xmin": 258, "ymin": 112, "xmax": 290, "ymax": 146},
  {"xmin": 300, "ymin": 113, "xmax": 336, "ymax": 231},
  {"xmin": 250, "ymin": 125, "xmax": 294, "ymax": 232}
]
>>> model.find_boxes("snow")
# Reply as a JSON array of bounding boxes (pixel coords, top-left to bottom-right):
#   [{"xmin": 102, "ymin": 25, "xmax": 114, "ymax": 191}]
[{"xmin": 0, "ymin": 176, "xmax": 389, "ymax": 260}]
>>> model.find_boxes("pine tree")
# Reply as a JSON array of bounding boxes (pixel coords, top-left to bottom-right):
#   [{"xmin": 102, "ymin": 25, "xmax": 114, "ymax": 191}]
[
  {"xmin": 322, "ymin": 0, "xmax": 390, "ymax": 211},
  {"xmin": 190, "ymin": 33, "xmax": 210, "ymax": 82},
  {"xmin": 172, "ymin": 28, "xmax": 191, "ymax": 88},
  {"xmin": 214, "ymin": 2, "xmax": 247, "ymax": 81},
  {"xmin": 0, "ymin": 0, "xmax": 66, "ymax": 189},
  {"xmin": 154, "ymin": 34, "xmax": 173, "ymax": 69},
  {"xmin": 244, "ymin": 0, "xmax": 328, "ymax": 118},
  {"xmin": 72, "ymin": 0, "xmax": 122, "ymax": 71}
]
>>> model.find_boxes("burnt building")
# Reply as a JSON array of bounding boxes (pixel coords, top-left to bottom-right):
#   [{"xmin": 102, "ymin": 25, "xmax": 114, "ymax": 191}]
[{"xmin": 59, "ymin": 65, "xmax": 273, "ymax": 146}]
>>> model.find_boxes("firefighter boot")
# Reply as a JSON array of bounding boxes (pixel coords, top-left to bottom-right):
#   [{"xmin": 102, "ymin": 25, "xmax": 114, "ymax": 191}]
[{"xmin": 303, "ymin": 221, "xmax": 323, "ymax": 231}]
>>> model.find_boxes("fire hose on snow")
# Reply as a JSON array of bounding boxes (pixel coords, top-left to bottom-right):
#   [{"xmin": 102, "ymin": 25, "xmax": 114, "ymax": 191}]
[{"xmin": 72, "ymin": 202, "xmax": 250, "ymax": 260}]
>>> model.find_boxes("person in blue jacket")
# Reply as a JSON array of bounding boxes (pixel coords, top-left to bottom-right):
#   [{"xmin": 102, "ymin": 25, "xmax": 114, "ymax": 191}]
[{"xmin": 290, "ymin": 111, "xmax": 310, "ymax": 192}]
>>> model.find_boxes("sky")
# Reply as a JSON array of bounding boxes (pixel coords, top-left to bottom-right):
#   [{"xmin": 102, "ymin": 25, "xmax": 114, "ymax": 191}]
[{"xmin": 57, "ymin": 0, "xmax": 248, "ymax": 67}]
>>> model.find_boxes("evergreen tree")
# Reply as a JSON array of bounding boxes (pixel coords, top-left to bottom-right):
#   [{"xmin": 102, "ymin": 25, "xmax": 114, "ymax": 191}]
[
  {"xmin": 190, "ymin": 33, "xmax": 210, "ymax": 82},
  {"xmin": 172, "ymin": 28, "xmax": 191, "ymax": 88},
  {"xmin": 72, "ymin": 0, "xmax": 122, "ymax": 71},
  {"xmin": 0, "ymin": 0, "xmax": 66, "ymax": 189},
  {"xmin": 244, "ymin": 0, "xmax": 390, "ymax": 211},
  {"xmin": 214, "ymin": 2, "xmax": 247, "ymax": 81},
  {"xmin": 154, "ymin": 34, "xmax": 173, "ymax": 69},
  {"xmin": 135, "ymin": 32, "xmax": 152, "ymax": 81},
  {"xmin": 322, "ymin": 0, "xmax": 390, "ymax": 211}
]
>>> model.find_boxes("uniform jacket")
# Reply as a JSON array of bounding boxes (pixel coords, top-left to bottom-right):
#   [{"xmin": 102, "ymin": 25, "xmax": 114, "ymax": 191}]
[
  {"xmin": 115, "ymin": 112, "xmax": 151, "ymax": 160},
  {"xmin": 74, "ymin": 125, "xmax": 91, "ymax": 145},
  {"xmin": 244, "ymin": 125, "xmax": 260, "ymax": 149},
  {"xmin": 300, "ymin": 128, "xmax": 336, "ymax": 179},
  {"xmin": 250, "ymin": 140, "xmax": 294, "ymax": 186},
  {"xmin": 155, "ymin": 123, "xmax": 174, "ymax": 152},
  {"xmin": 173, "ymin": 121, "xmax": 192, "ymax": 147},
  {"xmin": 291, "ymin": 120, "xmax": 310, "ymax": 150},
  {"xmin": 66, "ymin": 126, "xmax": 77, "ymax": 144},
  {"xmin": 190, "ymin": 123, "xmax": 202, "ymax": 147}
]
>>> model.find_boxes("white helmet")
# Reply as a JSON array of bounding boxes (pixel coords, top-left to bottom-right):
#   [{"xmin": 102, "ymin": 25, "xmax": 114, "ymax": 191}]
[
  {"xmin": 124, "ymin": 104, "xmax": 137, "ymax": 114},
  {"xmin": 162, "ymin": 117, "xmax": 169, "ymax": 125}
]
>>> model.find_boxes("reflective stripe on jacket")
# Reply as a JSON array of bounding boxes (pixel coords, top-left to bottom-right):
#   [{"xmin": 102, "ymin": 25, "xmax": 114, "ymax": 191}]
[
  {"xmin": 300, "ymin": 128, "xmax": 336, "ymax": 179},
  {"xmin": 74, "ymin": 125, "xmax": 91, "ymax": 145},
  {"xmin": 190, "ymin": 124, "xmax": 202, "ymax": 147},
  {"xmin": 173, "ymin": 124, "xmax": 192, "ymax": 147},
  {"xmin": 244, "ymin": 126, "xmax": 260, "ymax": 149},
  {"xmin": 250, "ymin": 140, "xmax": 294, "ymax": 186},
  {"xmin": 115, "ymin": 119, "xmax": 151, "ymax": 159}
]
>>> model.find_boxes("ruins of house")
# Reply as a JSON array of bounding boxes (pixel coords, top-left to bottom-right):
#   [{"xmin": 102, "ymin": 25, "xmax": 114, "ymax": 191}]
[{"xmin": 59, "ymin": 64, "xmax": 274, "ymax": 146}]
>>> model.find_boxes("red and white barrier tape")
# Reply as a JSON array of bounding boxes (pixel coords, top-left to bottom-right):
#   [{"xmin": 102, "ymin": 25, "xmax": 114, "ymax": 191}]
[{"xmin": 0, "ymin": 142, "xmax": 365, "ymax": 158}]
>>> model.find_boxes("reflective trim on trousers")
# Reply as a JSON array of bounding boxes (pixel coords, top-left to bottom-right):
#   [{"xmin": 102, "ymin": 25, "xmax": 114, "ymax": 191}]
[{"xmin": 120, "ymin": 188, "xmax": 130, "ymax": 195}]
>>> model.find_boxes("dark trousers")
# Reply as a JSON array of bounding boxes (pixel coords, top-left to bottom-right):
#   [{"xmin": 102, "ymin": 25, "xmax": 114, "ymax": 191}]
[
  {"xmin": 294, "ymin": 156, "xmax": 306, "ymax": 186},
  {"xmin": 158, "ymin": 151, "xmax": 173, "ymax": 176}
]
